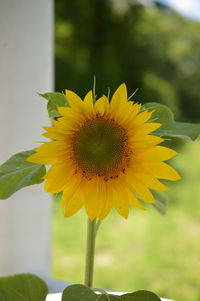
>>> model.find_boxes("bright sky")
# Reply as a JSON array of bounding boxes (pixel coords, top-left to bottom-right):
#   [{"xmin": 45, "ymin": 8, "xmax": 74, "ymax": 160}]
[{"xmin": 159, "ymin": 0, "xmax": 200, "ymax": 20}]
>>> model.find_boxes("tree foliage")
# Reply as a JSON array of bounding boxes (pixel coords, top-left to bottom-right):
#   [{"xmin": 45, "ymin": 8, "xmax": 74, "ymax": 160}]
[{"xmin": 55, "ymin": 0, "xmax": 200, "ymax": 122}]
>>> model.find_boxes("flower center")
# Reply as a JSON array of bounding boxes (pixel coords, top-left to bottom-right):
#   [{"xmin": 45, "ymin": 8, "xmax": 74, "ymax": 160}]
[{"xmin": 72, "ymin": 118, "xmax": 127, "ymax": 177}]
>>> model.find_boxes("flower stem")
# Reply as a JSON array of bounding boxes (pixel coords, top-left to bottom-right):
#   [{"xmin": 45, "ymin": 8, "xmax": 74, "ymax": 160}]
[{"xmin": 84, "ymin": 218, "xmax": 97, "ymax": 288}]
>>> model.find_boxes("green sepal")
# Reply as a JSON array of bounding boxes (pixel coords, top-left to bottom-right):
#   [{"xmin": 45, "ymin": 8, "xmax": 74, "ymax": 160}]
[
  {"xmin": 121, "ymin": 290, "xmax": 161, "ymax": 300},
  {"xmin": 62, "ymin": 284, "xmax": 97, "ymax": 301},
  {"xmin": 0, "ymin": 273, "xmax": 48, "ymax": 301},
  {"xmin": 143, "ymin": 102, "xmax": 200, "ymax": 140},
  {"xmin": 0, "ymin": 150, "xmax": 46, "ymax": 199},
  {"xmin": 152, "ymin": 191, "xmax": 167, "ymax": 215},
  {"xmin": 38, "ymin": 92, "xmax": 69, "ymax": 120},
  {"xmin": 52, "ymin": 191, "xmax": 63, "ymax": 202}
]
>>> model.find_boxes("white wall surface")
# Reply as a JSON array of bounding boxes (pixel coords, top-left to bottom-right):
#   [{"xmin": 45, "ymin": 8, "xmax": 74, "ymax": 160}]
[{"xmin": 0, "ymin": 0, "xmax": 54, "ymax": 277}]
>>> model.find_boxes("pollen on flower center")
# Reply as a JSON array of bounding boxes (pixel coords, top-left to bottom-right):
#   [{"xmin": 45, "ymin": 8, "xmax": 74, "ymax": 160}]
[{"xmin": 72, "ymin": 117, "xmax": 129, "ymax": 178}]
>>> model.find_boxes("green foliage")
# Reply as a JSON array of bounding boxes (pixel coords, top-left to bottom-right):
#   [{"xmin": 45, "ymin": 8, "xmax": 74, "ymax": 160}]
[
  {"xmin": 55, "ymin": 1, "xmax": 200, "ymax": 122},
  {"xmin": 62, "ymin": 284, "xmax": 97, "ymax": 301},
  {"xmin": 0, "ymin": 276, "xmax": 161, "ymax": 301},
  {"xmin": 0, "ymin": 274, "xmax": 161, "ymax": 301},
  {"xmin": 39, "ymin": 92, "xmax": 69, "ymax": 120},
  {"xmin": 0, "ymin": 274, "xmax": 48, "ymax": 301},
  {"xmin": 142, "ymin": 73, "xmax": 180, "ymax": 118},
  {"xmin": 144, "ymin": 103, "xmax": 200, "ymax": 140},
  {"xmin": 97, "ymin": 295, "xmax": 111, "ymax": 301},
  {"xmin": 122, "ymin": 291, "xmax": 161, "ymax": 301},
  {"xmin": 0, "ymin": 150, "xmax": 46, "ymax": 199},
  {"xmin": 108, "ymin": 296, "xmax": 122, "ymax": 301},
  {"xmin": 62, "ymin": 285, "xmax": 160, "ymax": 301}
]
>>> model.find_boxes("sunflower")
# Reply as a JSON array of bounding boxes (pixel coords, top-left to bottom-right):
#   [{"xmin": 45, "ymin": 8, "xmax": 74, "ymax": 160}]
[{"xmin": 27, "ymin": 84, "xmax": 180, "ymax": 220}]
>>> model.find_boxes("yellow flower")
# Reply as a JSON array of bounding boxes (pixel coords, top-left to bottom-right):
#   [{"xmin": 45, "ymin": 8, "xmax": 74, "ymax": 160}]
[{"xmin": 27, "ymin": 84, "xmax": 180, "ymax": 220}]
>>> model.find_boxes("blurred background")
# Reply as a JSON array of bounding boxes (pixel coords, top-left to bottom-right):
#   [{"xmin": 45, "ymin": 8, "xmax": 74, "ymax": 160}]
[{"xmin": 52, "ymin": 1, "xmax": 200, "ymax": 300}]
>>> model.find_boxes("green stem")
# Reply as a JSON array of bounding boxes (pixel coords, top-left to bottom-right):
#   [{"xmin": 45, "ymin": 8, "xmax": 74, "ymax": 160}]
[
  {"xmin": 95, "ymin": 219, "xmax": 102, "ymax": 235},
  {"xmin": 84, "ymin": 218, "xmax": 97, "ymax": 287}
]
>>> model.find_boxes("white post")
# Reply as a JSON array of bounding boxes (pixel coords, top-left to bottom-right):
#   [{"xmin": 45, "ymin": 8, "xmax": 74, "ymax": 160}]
[{"xmin": 0, "ymin": 0, "xmax": 53, "ymax": 278}]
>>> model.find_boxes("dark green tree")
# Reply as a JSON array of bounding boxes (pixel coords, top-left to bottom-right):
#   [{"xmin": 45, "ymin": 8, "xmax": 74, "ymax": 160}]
[{"xmin": 55, "ymin": 0, "xmax": 200, "ymax": 122}]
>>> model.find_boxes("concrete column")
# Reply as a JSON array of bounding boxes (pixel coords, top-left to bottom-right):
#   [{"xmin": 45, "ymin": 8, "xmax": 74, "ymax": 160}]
[{"xmin": 0, "ymin": 0, "xmax": 54, "ymax": 277}]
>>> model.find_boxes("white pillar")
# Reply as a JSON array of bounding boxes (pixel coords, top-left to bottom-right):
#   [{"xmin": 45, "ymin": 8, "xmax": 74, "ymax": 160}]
[{"xmin": 0, "ymin": 0, "xmax": 54, "ymax": 277}]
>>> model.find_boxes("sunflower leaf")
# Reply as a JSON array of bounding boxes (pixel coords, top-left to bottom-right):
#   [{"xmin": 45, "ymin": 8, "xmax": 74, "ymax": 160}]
[
  {"xmin": 62, "ymin": 284, "xmax": 97, "ymax": 301},
  {"xmin": 121, "ymin": 290, "xmax": 161, "ymax": 301},
  {"xmin": 96, "ymin": 295, "xmax": 111, "ymax": 301},
  {"xmin": 38, "ymin": 92, "xmax": 69, "ymax": 120},
  {"xmin": 143, "ymin": 102, "xmax": 200, "ymax": 141},
  {"xmin": 108, "ymin": 295, "xmax": 123, "ymax": 300},
  {"xmin": 0, "ymin": 150, "xmax": 46, "ymax": 199},
  {"xmin": 0, "ymin": 273, "xmax": 48, "ymax": 301}
]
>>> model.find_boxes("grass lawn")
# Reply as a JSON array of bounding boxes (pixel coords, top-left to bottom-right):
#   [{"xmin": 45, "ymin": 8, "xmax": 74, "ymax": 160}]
[{"xmin": 52, "ymin": 139, "xmax": 200, "ymax": 301}]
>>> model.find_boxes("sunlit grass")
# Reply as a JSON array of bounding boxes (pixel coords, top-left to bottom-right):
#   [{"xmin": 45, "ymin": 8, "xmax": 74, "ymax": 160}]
[{"xmin": 52, "ymin": 139, "xmax": 200, "ymax": 301}]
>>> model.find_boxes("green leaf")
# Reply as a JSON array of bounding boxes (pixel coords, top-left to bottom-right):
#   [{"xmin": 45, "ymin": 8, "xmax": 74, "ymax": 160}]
[
  {"xmin": 97, "ymin": 295, "xmax": 110, "ymax": 301},
  {"xmin": 38, "ymin": 92, "xmax": 69, "ymax": 120},
  {"xmin": 108, "ymin": 295, "xmax": 123, "ymax": 300},
  {"xmin": 143, "ymin": 102, "xmax": 200, "ymax": 140},
  {"xmin": 0, "ymin": 150, "xmax": 46, "ymax": 199},
  {"xmin": 121, "ymin": 290, "xmax": 161, "ymax": 301},
  {"xmin": 0, "ymin": 273, "xmax": 48, "ymax": 301},
  {"xmin": 152, "ymin": 191, "xmax": 167, "ymax": 215},
  {"xmin": 62, "ymin": 284, "xmax": 97, "ymax": 301}
]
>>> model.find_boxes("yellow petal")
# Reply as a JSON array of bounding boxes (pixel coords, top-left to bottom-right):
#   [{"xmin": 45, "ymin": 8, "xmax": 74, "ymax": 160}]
[
  {"xmin": 44, "ymin": 162, "xmax": 75, "ymax": 193},
  {"xmin": 131, "ymin": 110, "xmax": 153, "ymax": 126},
  {"xmin": 131, "ymin": 122, "xmax": 162, "ymax": 135},
  {"xmin": 57, "ymin": 106, "xmax": 71, "ymax": 116},
  {"xmin": 42, "ymin": 126, "xmax": 68, "ymax": 140},
  {"xmin": 130, "ymin": 135, "xmax": 164, "ymax": 148},
  {"xmin": 146, "ymin": 162, "xmax": 181, "ymax": 181},
  {"xmin": 61, "ymin": 175, "xmax": 82, "ymax": 210},
  {"xmin": 52, "ymin": 119, "xmax": 67, "ymax": 130},
  {"xmin": 94, "ymin": 95, "xmax": 109, "ymax": 116},
  {"xmin": 128, "ymin": 176, "xmax": 156, "ymax": 204},
  {"xmin": 112, "ymin": 182, "xmax": 130, "ymax": 218},
  {"xmin": 98, "ymin": 181, "xmax": 112, "ymax": 220},
  {"xmin": 113, "ymin": 101, "xmax": 139, "ymax": 124},
  {"xmin": 62, "ymin": 194, "xmax": 83, "ymax": 218},
  {"xmin": 127, "ymin": 191, "xmax": 146, "ymax": 210},
  {"xmin": 83, "ymin": 180, "xmax": 103, "ymax": 220},
  {"xmin": 65, "ymin": 89, "xmax": 83, "ymax": 109},
  {"xmin": 113, "ymin": 197, "xmax": 129, "ymax": 219},
  {"xmin": 28, "ymin": 141, "xmax": 68, "ymax": 165},
  {"xmin": 62, "ymin": 184, "xmax": 84, "ymax": 218},
  {"xmin": 116, "ymin": 102, "xmax": 142, "ymax": 124},
  {"xmin": 139, "ymin": 146, "xmax": 177, "ymax": 162},
  {"xmin": 98, "ymin": 198, "xmax": 112, "ymax": 219},
  {"xmin": 111, "ymin": 83, "xmax": 127, "ymax": 111},
  {"xmin": 34, "ymin": 140, "xmax": 67, "ymax": 152},
  {"xmin": 127, "ymin": 169, "xmax": 168, "ymax": 191},
  {"xmin": 27, "ymin": 152, "xmax": 57, "ymax": 165},
  {"xmin": 57, "ymin": 106, "xmax": 83, "ymax": 122},
  {"xmin": 83, "ymin": 90, "xmax": 95, "ymax": 117}
]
